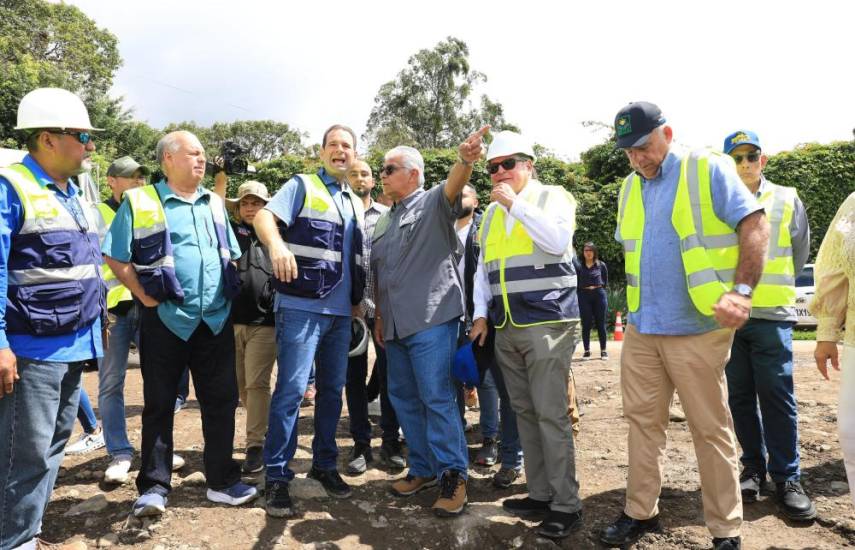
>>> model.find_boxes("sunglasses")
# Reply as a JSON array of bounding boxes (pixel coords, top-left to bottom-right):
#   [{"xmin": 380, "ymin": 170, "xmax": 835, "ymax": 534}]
[
  {"xmin": 487, "ymin": 157, "xmax": 528, "ymax": 175},
  {"xmin": 380, "ymin": 164, "xmax": 406, "ymax": 177},
  {"xmin": 49, "ymin": 130, "xmax": 92, "ymax": 145},
  {"xmin": 730, "ymin": 152, "xmax": 761, "ymax": 164}
]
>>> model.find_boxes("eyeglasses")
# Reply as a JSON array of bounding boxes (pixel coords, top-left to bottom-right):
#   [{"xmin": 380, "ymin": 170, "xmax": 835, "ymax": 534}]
[
  {"xmin": 49, "ymin": 130, "xmax": 92, "ymax": 145},
  {"xmin": 380, "ymin": 164, "xmax": 405, "ymax": 177},
  {"xmin": 730, "ymin": 152, "xmax": 761, "ymax": 164},
  {"xmin": 487, "ymin": 157, "xmax": 528, "ymax": 175}
]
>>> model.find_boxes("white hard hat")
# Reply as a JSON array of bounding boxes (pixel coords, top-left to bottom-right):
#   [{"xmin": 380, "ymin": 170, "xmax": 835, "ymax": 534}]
[
  {"xmin": 348, "ymin": 317, "xmax": 369, "ymax": 357},
  {"xmin": 486, "ymin": 130, "xmax": 535, "ymax": 162},
  {"xmin": 15, "ymin": 88, "xmax": 101, "ymax": 131}
]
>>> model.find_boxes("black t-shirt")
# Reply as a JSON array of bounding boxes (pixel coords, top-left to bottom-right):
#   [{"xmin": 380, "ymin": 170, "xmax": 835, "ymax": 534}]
[{"xmin": 230, "ymin": 220, "xmax": 275, "ymax": 326}]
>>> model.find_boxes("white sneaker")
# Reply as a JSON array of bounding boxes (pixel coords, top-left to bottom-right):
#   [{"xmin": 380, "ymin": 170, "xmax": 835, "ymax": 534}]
[
  {"xmin": 65, "ymin": 428, "xmax": 106, "ymax": 455},
  {"xmin": 104, "ymin": 454, "xmax": 132, "ymax": 484},
  {"xmin": 172, "ymin": 454, "xmax": 185, "ymax": 471}
]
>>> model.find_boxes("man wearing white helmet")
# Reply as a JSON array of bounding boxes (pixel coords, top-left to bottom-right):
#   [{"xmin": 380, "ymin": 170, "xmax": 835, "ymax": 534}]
[
  {"xmin": 0, "ymin": 87, "xmax": 104, "ymax": 550},
  {"xmin": 469, "ymin": 130, "xmax": 583, "ymax": 539}
]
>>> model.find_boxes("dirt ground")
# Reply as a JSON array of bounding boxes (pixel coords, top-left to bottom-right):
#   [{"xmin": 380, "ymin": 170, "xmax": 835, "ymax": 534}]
[{"xmin": 44, "ymin": 340, "xmax": 855, "ymax": 550}]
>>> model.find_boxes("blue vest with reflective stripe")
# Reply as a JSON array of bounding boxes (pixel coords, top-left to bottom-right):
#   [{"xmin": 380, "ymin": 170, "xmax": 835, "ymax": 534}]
[
  {"xmin": 0, "ymin": 164, "xmax": 105, "ymax": 336},
  {"xmin": 273, "ymin": 173, "xmax": 365, "ymax": 302}
]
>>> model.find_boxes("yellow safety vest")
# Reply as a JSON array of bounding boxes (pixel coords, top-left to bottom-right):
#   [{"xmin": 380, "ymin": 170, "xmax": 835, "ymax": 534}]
[
  {"xmin": 478, "ymin": 181, "xmax": 579, "ymax": 328},
  {"xmin": 753, "ymin": 182, "xmax": 797, "ymax": 307},
  {"xmin": 617, "ymin": 150, "xmax": 739, "ymax": 316},
  {"xmin": 95, "ymin": 202, "xmax": 134, "ymax": 310}
]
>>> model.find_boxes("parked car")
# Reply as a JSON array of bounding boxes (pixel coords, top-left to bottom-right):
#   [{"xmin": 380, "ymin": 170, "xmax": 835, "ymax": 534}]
[{"xmin": 795, "ymin": 263, "xmax": 817, "ymax": 327}]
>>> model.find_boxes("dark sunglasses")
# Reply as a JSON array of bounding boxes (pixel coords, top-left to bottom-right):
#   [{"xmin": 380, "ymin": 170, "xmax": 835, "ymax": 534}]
[
  {"xmin": 49, "ymin": 130, "xmax": 92, "ymax": 145},
  {"xmin": 380, "ymin": 164, "xmax": 406, "ymax": 177},
  {"xmin": 487, "ymin": 157, "xmax": 528, "ymax": 175},
  {"xmin": 730, "ymin": 152, "xmax": 761, "ymax": 164}
]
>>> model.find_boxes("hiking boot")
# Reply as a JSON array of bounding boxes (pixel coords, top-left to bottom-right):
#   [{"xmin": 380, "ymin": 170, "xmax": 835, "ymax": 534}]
[
  {"xmin": 242, "ymin": 446, "xmax": 264, "ymax": 474},
  {"xmin": 265, "ymin": 480, "xmax": 295, "ymax": 518},
  {"xmin": 307, "ymin": 466, "xmax": 352, "ymax": 498},
  {"xmin": 65, "ymin": 427, "xmax": 105, "ymax": 455},
  {"xmin": 207, "ymin": 481, "xmax": 258, "ymax": 506},
  {"xmin": 347, "ymin": 442, "xmax": 373, "ymax": 475},
  {"xmin": 432, "ymin": 470, "xmax": 467, "ymax": 517},
  {"xmin": 502, "ymin": 496, "xmax": 550, "ymax": 520},
  {"xmin": 599, "ymin": 512, "xmax": 661, "ymax": 547},
  {"xmin": 474, "ymin": 437, "xmax": 498, "ymax": 466},
  {"xmin": 492, "ymin": 467, "xmax": 521, "ymax": 489},
  {"xmin": 739, "ymin": 469, "xmax": 765, "ymax": 503},
  {"xmin": 104, "ymin": 454, "xmax": 132, "ymax": 484},
  {"xmin": 713, "ymin": 536, "xmax": 741, "ymax": 550},
  {"xmin": 775, "ymin": 480, "xmax": 816, "ymax": 521},
  {"xmin": 536, "ymin": 509, "xmax": 583, "ymax": 539},
  {"xmin": 390, "ymin": 473, "xmax": 436, "ymax": 496},
  {"xmin": 380, "ymin": 440, "xmax": 406, "ymax": 470}
]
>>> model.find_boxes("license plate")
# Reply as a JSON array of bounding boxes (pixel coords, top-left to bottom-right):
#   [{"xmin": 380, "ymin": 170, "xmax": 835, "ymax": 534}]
[{"xmin": 796, "ymin": 308, "xmax": 810, "ymax": 317}]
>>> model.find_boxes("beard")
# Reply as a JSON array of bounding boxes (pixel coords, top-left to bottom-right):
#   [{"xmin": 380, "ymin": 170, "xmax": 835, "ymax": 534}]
[
  {"xmin": 352, "ymin": 187, "xmax": 369, "ymax": 198},
  {"xmin": 457, "ymin": 205, "xmax": 474, "ymax": 220}
]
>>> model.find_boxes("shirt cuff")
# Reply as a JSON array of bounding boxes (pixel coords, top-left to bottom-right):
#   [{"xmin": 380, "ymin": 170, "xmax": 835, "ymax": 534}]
[
  {"xmin": 816, "ymin": 317, "xmax": 843, "ymax": 343},
  {"xmin": 473, "ymin": 304, "xmax": 488, "ymax": 321}
]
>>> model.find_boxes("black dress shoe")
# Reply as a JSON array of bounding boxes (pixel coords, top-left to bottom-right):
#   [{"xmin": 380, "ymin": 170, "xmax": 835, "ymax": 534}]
[
  {"xmin": 713, "ymin": 536, "xmax": 741, "ymax": 550},
  {"xmin": 775, "ymin": 481, "xmax": 816, "ymax": 521},
  {"xmin": 599, "ymin": 512, "xmax": 661, "ymax": 547},
  {"xmin": 536, "ymin": 510, "xmax": 583, "ymax": 539},
  {"xmin": 502, "ymin": 497, "xmax": 551, "ymax": 520},
  {"xmin": 739, "ymin": 469, "xmax": 764, "ymax": 502},
  {"xmin": 307, "ymin": 466, "xmax": 352, "ymax": 498}
]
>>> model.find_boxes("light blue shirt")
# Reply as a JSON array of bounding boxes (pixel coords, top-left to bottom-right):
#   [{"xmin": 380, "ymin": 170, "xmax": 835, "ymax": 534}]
[
  {"xmin": 103, "ymin": 180, "xmax": 241, "ymax": 341},
  {"xmin": 615, "ymin": 148, "xmax": 762, "ymax": 335},
  {"xmin": 0, "ymin": 155, "xmax": 102, "ymax": 361},
  {"xmin": 264, "ymin": 168, "xmax": 355, "ymax": 318}
]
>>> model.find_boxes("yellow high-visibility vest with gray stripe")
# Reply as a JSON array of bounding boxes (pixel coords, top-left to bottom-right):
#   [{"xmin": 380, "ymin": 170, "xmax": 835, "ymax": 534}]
[
  {"xmin": 95, "ymin": 202, "xmax": 134, "ymax": 309},
  {"xmin": 617, "ymin": 150, "xmax": 739, "ymax": 316},
  {"xmin": 478, "ymin": 182, "xmax": 579, "ymax": 328},
  {"xmin": 753, "ymin": 183, "xmax": 797, "ymax": 307}
]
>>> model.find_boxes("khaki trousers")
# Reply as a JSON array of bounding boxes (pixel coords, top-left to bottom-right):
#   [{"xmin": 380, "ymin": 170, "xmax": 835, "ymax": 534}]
[
  {"xmin": 621, "ymin": 323, "xmax": 742, "ymax": 538},
  {"xmin": 495, "ymin": 321, "xmax": 582, "ymax": 513},
  {"xmin": 234, "ymin": 324, "xmax": 277, "ymax": 448}
]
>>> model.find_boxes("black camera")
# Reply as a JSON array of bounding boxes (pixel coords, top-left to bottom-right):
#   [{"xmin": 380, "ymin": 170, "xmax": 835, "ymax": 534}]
[{"xmin": 206, "ymin": 141, "xmax": 249, "ymax": 176}]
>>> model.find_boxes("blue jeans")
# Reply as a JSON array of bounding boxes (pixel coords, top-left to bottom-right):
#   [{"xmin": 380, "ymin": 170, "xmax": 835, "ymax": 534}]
[
  {"xmin": 98, "ymin": 304, "xmax": 140, "ymax": 457},
  {"xmin": 0, "ymin": 358, "xmax": 84, "ymax": 550},
  {"xmin": 725, "ymin": 318, "xmax": 800, "ymax": 481},
  {"xmin": 386, "ymin": 319, "xmax": 468, "ymax": 478},
  {"xmin": 480, "ymin": 362, "xmax": 523, "ymax": 470},
  {"xmin": 77, "ymin": 388, "xmax": 98, "ymax": 434},
  {"xmin": 265, "ymin": 308, "xmax": 350, "ymax": 481}
]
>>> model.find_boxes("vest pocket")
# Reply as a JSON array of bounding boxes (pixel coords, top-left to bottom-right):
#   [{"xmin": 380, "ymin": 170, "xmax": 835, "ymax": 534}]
[
  {"xmin": 16, "ymin": 280, "xmax": 83, "ymax": 335},
  {"xmin": 39, "ymin": 231, "xmax": 74, "ymax": 265},
  {"xmin": 133, "ymin": 232, "xmax": 165, "ymax": 263},
  {"xmin": 283, "ymin": 259, "xmax": 327, "ymax": 298},
  {"xmin": 138, "ymin": 268, "xmax": 168, "ymax": 302}
]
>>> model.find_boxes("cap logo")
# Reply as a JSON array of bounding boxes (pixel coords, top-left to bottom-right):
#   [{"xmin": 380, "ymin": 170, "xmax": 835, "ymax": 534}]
[
  {"xmin": 731, "ymin": 132, "xmax": 750, "ymax": 145},
  {"xmin": 616, "ymin": 117, "xmax": 632, "ymax": 137}
]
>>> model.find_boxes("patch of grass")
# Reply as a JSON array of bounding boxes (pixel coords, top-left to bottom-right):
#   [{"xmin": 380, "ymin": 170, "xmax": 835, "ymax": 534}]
[{"xmin": 793, "ymin": 328, "xmax": 817, "ymax": 341}]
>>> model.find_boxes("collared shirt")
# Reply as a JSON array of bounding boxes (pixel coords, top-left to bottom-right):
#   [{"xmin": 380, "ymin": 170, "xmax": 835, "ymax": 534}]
[
  {"xmin": 0, "ymin": 154, "xmax": 102, "ymax": 361},
  {"xmin": 614, "ymin": 147, "xmax": 762, "ymax": 335},
  {"xmin": 371, "ymin": 183, "xmax": 463, "ymax": 340},
  {"xmin": 264, "ymin": 168, "xmax": 357, "ymax": 318},
  {"xmin": 361, "ymin": 199, "xmax": 389, "ymax": 319},
  {"xmin": 472, "ymin": 179, "xmax": 575, "ymax": 321},
  {"xmin": 103, "ymin": 180, "xmax": 241, "ymax": 341},
  {"xmin": 574, "ymin": 258, "xmax": 609, "ymax": 288},
  {"xmin": 750, "ymin": 175, "xmax": 811, "ymax": 322}
]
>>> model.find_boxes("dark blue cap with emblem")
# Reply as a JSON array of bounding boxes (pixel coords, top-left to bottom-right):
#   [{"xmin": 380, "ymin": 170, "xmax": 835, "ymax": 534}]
[{"xmin": 614, "ymin": 101, "xmax": 666, "ymax": 149}]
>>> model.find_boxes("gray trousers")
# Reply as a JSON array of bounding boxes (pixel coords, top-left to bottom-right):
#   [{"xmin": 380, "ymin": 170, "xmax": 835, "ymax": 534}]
[{"xmin": 495, "ymin": 320, "xmax": 581, "ymax": 513}]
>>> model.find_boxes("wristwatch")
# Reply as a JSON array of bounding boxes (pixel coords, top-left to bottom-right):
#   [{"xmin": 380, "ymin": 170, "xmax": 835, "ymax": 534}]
[{"xmin": 732, "ymin": 283, "xmax": 753, "ymax": 298}]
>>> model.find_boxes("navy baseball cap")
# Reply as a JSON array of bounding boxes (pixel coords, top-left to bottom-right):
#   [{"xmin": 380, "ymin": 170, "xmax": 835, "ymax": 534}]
[
  {"xmin": 723, "ymin": 130, "xmax": 761, "ymax": 154},
  {"xmin": 614, "ymin": 101, "xmax": 666, "ymax": 148}
]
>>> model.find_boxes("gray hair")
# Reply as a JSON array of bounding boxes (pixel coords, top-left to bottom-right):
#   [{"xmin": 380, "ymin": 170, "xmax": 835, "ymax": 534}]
[
  {"xmin": 156, "ymin": 130, "xmax": 203, "ymax": 165},
  {"xmin": 385, "ymin": 146, "xmax": 425, "ymax": 186}
]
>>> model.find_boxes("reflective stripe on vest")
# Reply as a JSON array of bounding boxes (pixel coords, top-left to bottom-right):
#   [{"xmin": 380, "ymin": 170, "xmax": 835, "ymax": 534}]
[
  {"xmin": 618, "ymin": 150, "xmax": 739, "ymax": 316},
  {"xmin": 0, "ymin": 164, "xmax": 104, "ymax": 336},
  {"xmin": 753, "ymin": 183, "xmax": 797, "ymax": 307},
  {"xmin": 478, "ymin": 182, "xmax": 579, "ymax": 328},
  {"xmin": 96, "ymin": 202, "xmax": 134, "ymax": 309}
]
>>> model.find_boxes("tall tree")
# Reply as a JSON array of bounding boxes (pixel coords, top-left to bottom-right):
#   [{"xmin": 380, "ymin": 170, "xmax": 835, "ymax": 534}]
[
  {"xmin": 364, "ymin": 37, "xmax": 516, "ymax": 150},
  {"xmin": 162, "ymin": 120, "xmax": 308, "ymax": 161}
]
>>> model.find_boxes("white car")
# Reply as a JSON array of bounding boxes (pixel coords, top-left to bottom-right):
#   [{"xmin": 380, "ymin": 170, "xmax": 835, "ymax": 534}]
[{"xmin": 794, "ymin": 263, "xmax": 817, "ymax": 327}]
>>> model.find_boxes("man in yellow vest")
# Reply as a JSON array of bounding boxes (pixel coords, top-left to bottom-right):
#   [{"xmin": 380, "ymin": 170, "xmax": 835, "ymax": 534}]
[
  {"xmin": 469, "ymin": 130, "xmax": 582, "ymax": 539},
  {"xmin": 722, "ymin": 130, "xmax": 814, "ymax": 520},
  {"xmin": 599, "ymin": 102, "xmax": 770, "ymax": 550},
  {"xmin": 95, "ymin": 156, "xmax": 147, "ymax": 485}
]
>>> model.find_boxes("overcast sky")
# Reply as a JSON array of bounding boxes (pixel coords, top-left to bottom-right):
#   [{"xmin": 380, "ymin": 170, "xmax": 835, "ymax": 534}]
[{"xmin": 68, "ymin": 0, "xmax": 854, "ymax": 160}]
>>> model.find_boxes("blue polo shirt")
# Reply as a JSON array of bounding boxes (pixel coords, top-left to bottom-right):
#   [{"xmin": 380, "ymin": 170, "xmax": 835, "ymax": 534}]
[
  {"xmin": 103, "ymin": 180, "xmax": 241, "ymax": 341},
  {"xmin": 0, "ymin": 155, "xmax": 103, "ymax": 361},
  {"xmin": 264, "ymin": 168, "xmax": 355, "ymax": 317},
  {"xmin": 614, "ymin": 148, "xmax": 762, "ymax": 335}
]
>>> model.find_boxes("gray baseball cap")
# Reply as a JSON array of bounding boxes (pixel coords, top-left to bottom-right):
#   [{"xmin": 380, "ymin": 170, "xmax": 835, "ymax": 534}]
[{"xmin": 107, "ymin": 156, "xmax": 150, "ymax": 178}]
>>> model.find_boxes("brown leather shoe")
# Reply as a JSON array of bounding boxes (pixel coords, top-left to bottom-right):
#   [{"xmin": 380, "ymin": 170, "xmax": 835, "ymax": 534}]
[
  {"xmin": 432, "ymin": 471, "xmax": 467, "ymax": 517},
  {"xmin": 390, "ymin": 473, "xmax": 436, "ymax": 496}
]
